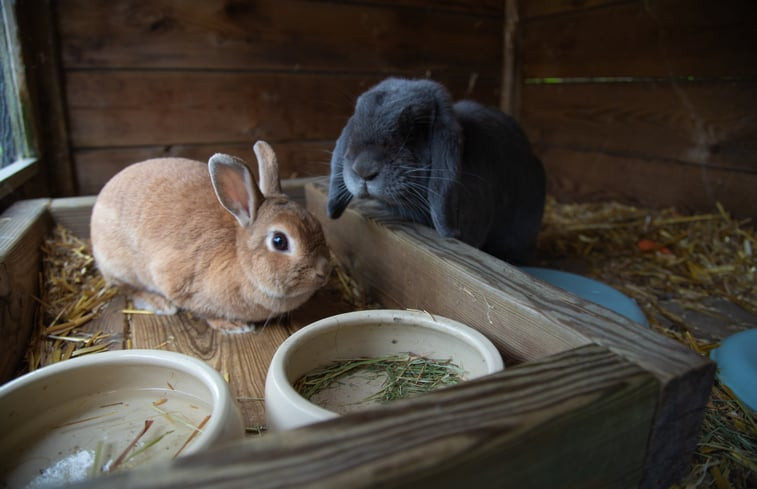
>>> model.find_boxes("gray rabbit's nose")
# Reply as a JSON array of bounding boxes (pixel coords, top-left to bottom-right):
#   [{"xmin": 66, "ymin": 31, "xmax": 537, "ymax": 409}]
[{"xmin": 352, "ymin": 154, "xmax": 381, "ymax": 181}]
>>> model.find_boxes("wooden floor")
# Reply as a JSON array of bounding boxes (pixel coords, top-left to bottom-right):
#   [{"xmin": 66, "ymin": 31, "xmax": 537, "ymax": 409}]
[{"xmin": 79, "ymin": 282, "xmax": 357, "ymax": 432}]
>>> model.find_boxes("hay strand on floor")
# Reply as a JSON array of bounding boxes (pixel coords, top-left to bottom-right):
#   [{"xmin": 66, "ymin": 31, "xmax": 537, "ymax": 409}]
[
  {"xmin": 538, "ymin": 197, "xmax": 755, "ymax": 489},
  {"xmin": 27, "ymin": 225, "xmax": 118, "ymax": 371}
]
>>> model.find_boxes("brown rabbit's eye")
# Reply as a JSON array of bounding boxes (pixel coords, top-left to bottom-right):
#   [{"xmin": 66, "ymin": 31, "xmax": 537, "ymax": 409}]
[{"xmin": 271, "ymin": 232, "xmax": 289, "ymax": 252}]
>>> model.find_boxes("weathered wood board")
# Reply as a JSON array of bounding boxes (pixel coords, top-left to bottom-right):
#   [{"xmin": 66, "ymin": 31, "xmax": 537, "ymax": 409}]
[
  {"xmin": 71, "ymin": 344, "xmax": 661, "ymax": 489},
  {"xmin": 0, "ymin": 179, "xmax": 713, "ymax": 488},
  {"xmin": 305, "ymin": 180, "xmax": 714, "ymax": 489},
  {"xmin": 517, "ymin": 0, "xmax": 757, "ymax": 219},
  {"xmin": 521, "ymin": 0, "xmax": 757, "ymax": 79},
  {"xmin": 522, "ymin": 82, "xmax": 757, "ymax": 172},
  {"xmin": 0, "ymin": 199, "xmax": 51, "ymax": 382},
  {"xmin": 125, "ymin": 284, "xmax": 355, "ymax": 428},
  {"xmin": 57, "ymin": 0, "xmax": 502, "ymax": 72},
  {"xmin": 53, "ymin": 0, "xmax": 504, "ymax": 196}
]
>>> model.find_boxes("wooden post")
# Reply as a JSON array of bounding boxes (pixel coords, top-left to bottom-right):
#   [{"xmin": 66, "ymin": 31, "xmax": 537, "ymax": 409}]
[
  {"xmin": 0, "ymin": 199, "xmax": 51, "ymax": 382},
  {"xmin": 501, "ymin": 0, "xmax": 522, "ymax": 118}
]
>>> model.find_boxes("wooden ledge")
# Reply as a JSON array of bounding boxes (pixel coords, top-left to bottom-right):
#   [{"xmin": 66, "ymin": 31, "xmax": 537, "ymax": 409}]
[
  {"xmin": 72, "ymin": 344, "xmax": 658, "ymax": 489},
  {"xmin": 304, "ymin": 180, "xmax": 713, "ymax": 488},
  {"xmin": 0, "ymin": 180, "xmax": 714, "ymax": 488}
]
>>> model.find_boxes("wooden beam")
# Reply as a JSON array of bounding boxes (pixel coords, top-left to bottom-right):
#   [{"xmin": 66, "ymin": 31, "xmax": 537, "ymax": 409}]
[
  {"xmin": 0, "ymin": 198, "xmax": 51, "ymax": 382},
  {"xmin": 47, "ymin": 195, "xmax": 96, "ymax": 237},
  {"xmin": 305, "ymin": 180, "xmax": 713, "ymax": 488},
  {"xmin": 500, "ymin": 0, "xmax": 521, "ymax": 118},
  {"xmin": 72, "ymin": 141, "xmax": 334, "ymax": 196},
  {"xmin": 57, "ymin": 0, "xmax": 501, "ymax": 73},
  {"xmin": 521, "ymin": 82, "xmax": 757, "ymax": 172},
  {"xmin": 68, "ymin": 344, "xmax": 660, "ymax": 489},
  {"xmin": 16, "ymin": 0, "xmax": 77, "ymax": 196},
  {"xmin": 64, "ymin": 72, "xmax": 501, "ymax": 149},
  {"xmin": 537, "ymin": 146, "xmax": 757, "ymax": 221},
  {"xmin": 521, "ymin": 0, "xmax": 757, "ymax": 78}
]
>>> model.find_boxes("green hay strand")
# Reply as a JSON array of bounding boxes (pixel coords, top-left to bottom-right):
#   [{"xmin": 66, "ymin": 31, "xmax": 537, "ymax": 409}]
[{"xmin": 294, "ymin": 353, "xmax": 465, "ymax": 404}]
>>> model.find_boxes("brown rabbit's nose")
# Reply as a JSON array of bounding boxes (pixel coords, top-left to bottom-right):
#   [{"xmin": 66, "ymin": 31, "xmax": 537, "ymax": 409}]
[{"xmin": 352, "ymin": 154, "xmax": 381, "ymax": 181}]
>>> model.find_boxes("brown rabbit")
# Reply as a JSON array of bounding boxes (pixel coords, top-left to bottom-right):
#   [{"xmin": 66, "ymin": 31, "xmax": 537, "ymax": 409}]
[{"xmin": 90, "ymin": 141, "xmax": 331, "ymax": 330}]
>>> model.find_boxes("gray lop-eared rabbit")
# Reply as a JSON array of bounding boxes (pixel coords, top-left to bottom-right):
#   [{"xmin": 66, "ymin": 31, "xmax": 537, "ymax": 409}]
[{"xmin": 327, "ymin": 77, "xmax": 546, "ymax": 263}]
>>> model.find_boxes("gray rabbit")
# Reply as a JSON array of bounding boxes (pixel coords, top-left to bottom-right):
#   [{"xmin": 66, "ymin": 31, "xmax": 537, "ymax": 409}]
[{"xmin": 327, "ymin": 77, "xmax": 546, "ymax": 263}]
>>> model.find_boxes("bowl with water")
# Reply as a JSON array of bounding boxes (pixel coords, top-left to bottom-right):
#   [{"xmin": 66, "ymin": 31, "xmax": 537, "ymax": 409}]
[{"xmin": 0, "ymin": 349, "xmax": 244, "ymax": 488}]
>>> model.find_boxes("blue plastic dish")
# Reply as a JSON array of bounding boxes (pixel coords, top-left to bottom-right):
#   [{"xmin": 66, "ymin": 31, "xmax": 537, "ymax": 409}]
[
  {"xmin": 710, "ymin": 329, "xmax": 757, "ymax": 411},
  {"xmin": 520, "ymin": 267, "xmax": 649, "ymax": 327}
]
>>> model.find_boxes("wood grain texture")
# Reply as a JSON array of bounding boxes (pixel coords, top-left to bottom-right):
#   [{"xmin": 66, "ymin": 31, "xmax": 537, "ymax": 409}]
[
  {"xmin": 538, "ymin": 146, "xmax": 757, "ymax": 221},
  {"xmin": 129, "ymin": 311, "xmax": 288, "ymax": 428},
  {"xmin": 521, "ymin": 81, "xmax": 757, "ymax": 171},
  {"xmin": 344, "ymin": 0, "xmax": 503, "ymax": 15},
  {"xmin": 517, "ymin": 0, "xmax": 757, "ymax": 222},
  {"xmin": 522, "ymin": 0, "xmax": 622, "ymax": 18},
  {"xmin": 57, "ymin": 0, "xmax": 501, "ymax": 72},
  {"xmin": 47, "ymin": 196, "xmax": 97, "ymax": 237},
  {"xmin": 14, "ymin": 0, "xmax": 77, "ymax": 197},
  {"xmin": 305, "ymin": 180, "xmax": 714, "ymax": 487},
  {"xmin": 73, "ymin": 141, "xmax": 334, "ymax": 196},
  {"xmin": 522, "ymin": 0, "xmax": 757, "ymax": 78},
  {"xmin": 78, "ymin": 294, "xmax": 128, "ymax": 350},
  {"xmin": 55, "ymin": 0, "xmax": 504, "ymax": 196},
  {"xmin": 64, "ymin": 72, "xmax": 500, "ymax": 148},
  {"xmin": 307, "ymin": 181, "xmax": 704, "ymax": 374},
  {"xmin": 0, "ymin": 199, "xmax": 51, "ymax": 382},
  {"xmin": 128, "ymin": 287, "xmax": 356, "ymax": 429},
  {"xmin": 69, "ymin": 344, "xmax": 660, "ymax": 489},
  {"xmin": 500, "ymin": 0, "xmax": 521, "ymax": 117}
]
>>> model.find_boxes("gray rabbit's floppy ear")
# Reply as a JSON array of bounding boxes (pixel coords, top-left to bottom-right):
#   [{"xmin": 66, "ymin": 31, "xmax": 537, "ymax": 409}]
[
  {"xmin": 427, "ymin": 85, "xmax": 463, "ymax": 238},
  {"xmin": 209, "ymin": 153, "xmax": 264, "ymax": 227},
  {"xmin": 327, "ymin": 120, "xmax": 354, "ymax": 219},
  {"xmin": 253, "ymin": 140, "xmax": 283, "ymax": 196}
]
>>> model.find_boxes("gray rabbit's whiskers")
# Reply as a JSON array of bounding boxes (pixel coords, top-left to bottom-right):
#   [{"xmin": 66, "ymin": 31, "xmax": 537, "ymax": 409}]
[{"xmin": 327, "ymin": 77, "xmax": 546, "ymax": 263}]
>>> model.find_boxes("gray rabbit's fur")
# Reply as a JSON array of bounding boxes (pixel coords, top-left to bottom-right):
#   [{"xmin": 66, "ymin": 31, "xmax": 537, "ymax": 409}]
[{"xmin": 327, "ymin": 77, "xmax": 546, "ymax": 263}]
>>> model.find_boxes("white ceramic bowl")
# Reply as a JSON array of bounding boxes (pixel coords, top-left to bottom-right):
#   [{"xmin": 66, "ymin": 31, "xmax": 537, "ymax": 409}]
[
  {"xmin": 0, "ymin": 349, "xmax": 244, "ymax": 487},
  {"xmin": 265, "ymin": 309, "xmax": 504, "ymax": 431}
]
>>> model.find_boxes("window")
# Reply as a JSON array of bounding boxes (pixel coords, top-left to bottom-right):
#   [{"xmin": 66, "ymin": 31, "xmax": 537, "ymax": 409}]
[{"xmin": 0, "ymin": 0, "xmax": 38, "ymax": 199}]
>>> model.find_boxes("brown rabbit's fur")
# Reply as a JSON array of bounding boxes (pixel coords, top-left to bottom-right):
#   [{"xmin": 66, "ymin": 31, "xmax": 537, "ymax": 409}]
[{"xmin": 90, "ymin": 143, "xmax": 331, "ymax": 330}]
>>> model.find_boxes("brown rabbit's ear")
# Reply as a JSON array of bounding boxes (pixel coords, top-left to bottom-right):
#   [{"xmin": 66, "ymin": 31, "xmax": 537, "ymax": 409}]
[
  {"xmin": 253, "ymin": 140, "xmax": 283, "ymax": 196},
  {"xmin": 209, "ymin": 153, "xmax": 264, "ymax": 227}
]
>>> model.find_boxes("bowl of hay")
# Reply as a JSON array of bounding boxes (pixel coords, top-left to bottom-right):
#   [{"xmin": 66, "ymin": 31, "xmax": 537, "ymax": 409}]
[
  {"xmin": 0, "ymin": 349, "xmax": 244, "ymax": 487},
  {"xmin": 265, "ymin": 309, "xmax": 504, "ymax": 431}
]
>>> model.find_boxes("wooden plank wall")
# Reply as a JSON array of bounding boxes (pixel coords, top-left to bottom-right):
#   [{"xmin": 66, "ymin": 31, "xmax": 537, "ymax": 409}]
[
  {"xmin": 53, "ymin": 0, "xmax": 503, "ymax": 195},
  {"xmin": 518, "ymin": 0, "xmax": 757, "ymax": 220}
]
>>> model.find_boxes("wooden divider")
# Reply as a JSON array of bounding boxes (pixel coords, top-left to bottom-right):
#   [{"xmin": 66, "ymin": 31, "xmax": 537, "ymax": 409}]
[
  {"xmin": 72, "ymin": 344, "xmax": 660, "ymax": 489},
  {"xmin": 304, "ymin": 181, "xmax": 713, "ymax": 488},
  {"xmin": 1, "ymin": 178, "xmax": 714, "ymax": 488}
]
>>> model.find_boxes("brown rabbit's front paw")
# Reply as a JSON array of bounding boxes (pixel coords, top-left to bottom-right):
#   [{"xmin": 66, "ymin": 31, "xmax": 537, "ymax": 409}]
[
  {"xmin": 206, "ymin": 318, "xmax": 257, "ymax": 332},
  {"xmin": 131, "ymin": 291, "xmax": 178, "ymax": 315}
]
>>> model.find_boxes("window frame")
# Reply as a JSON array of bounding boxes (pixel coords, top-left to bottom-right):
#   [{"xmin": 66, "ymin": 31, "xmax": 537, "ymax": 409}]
[{"xmin": 0, "ymin": 0, "xmax": 39, "ymax": 200}]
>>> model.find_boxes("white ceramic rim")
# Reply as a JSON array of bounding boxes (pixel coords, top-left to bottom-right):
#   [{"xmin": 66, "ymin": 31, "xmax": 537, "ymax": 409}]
[
  {"xmin": 268, "ymin": 309, "xmax": 504, "ymax": 422},
  {"xmin": 0, "ymin": 349, "xmax": 233, "ymax": 453}
]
